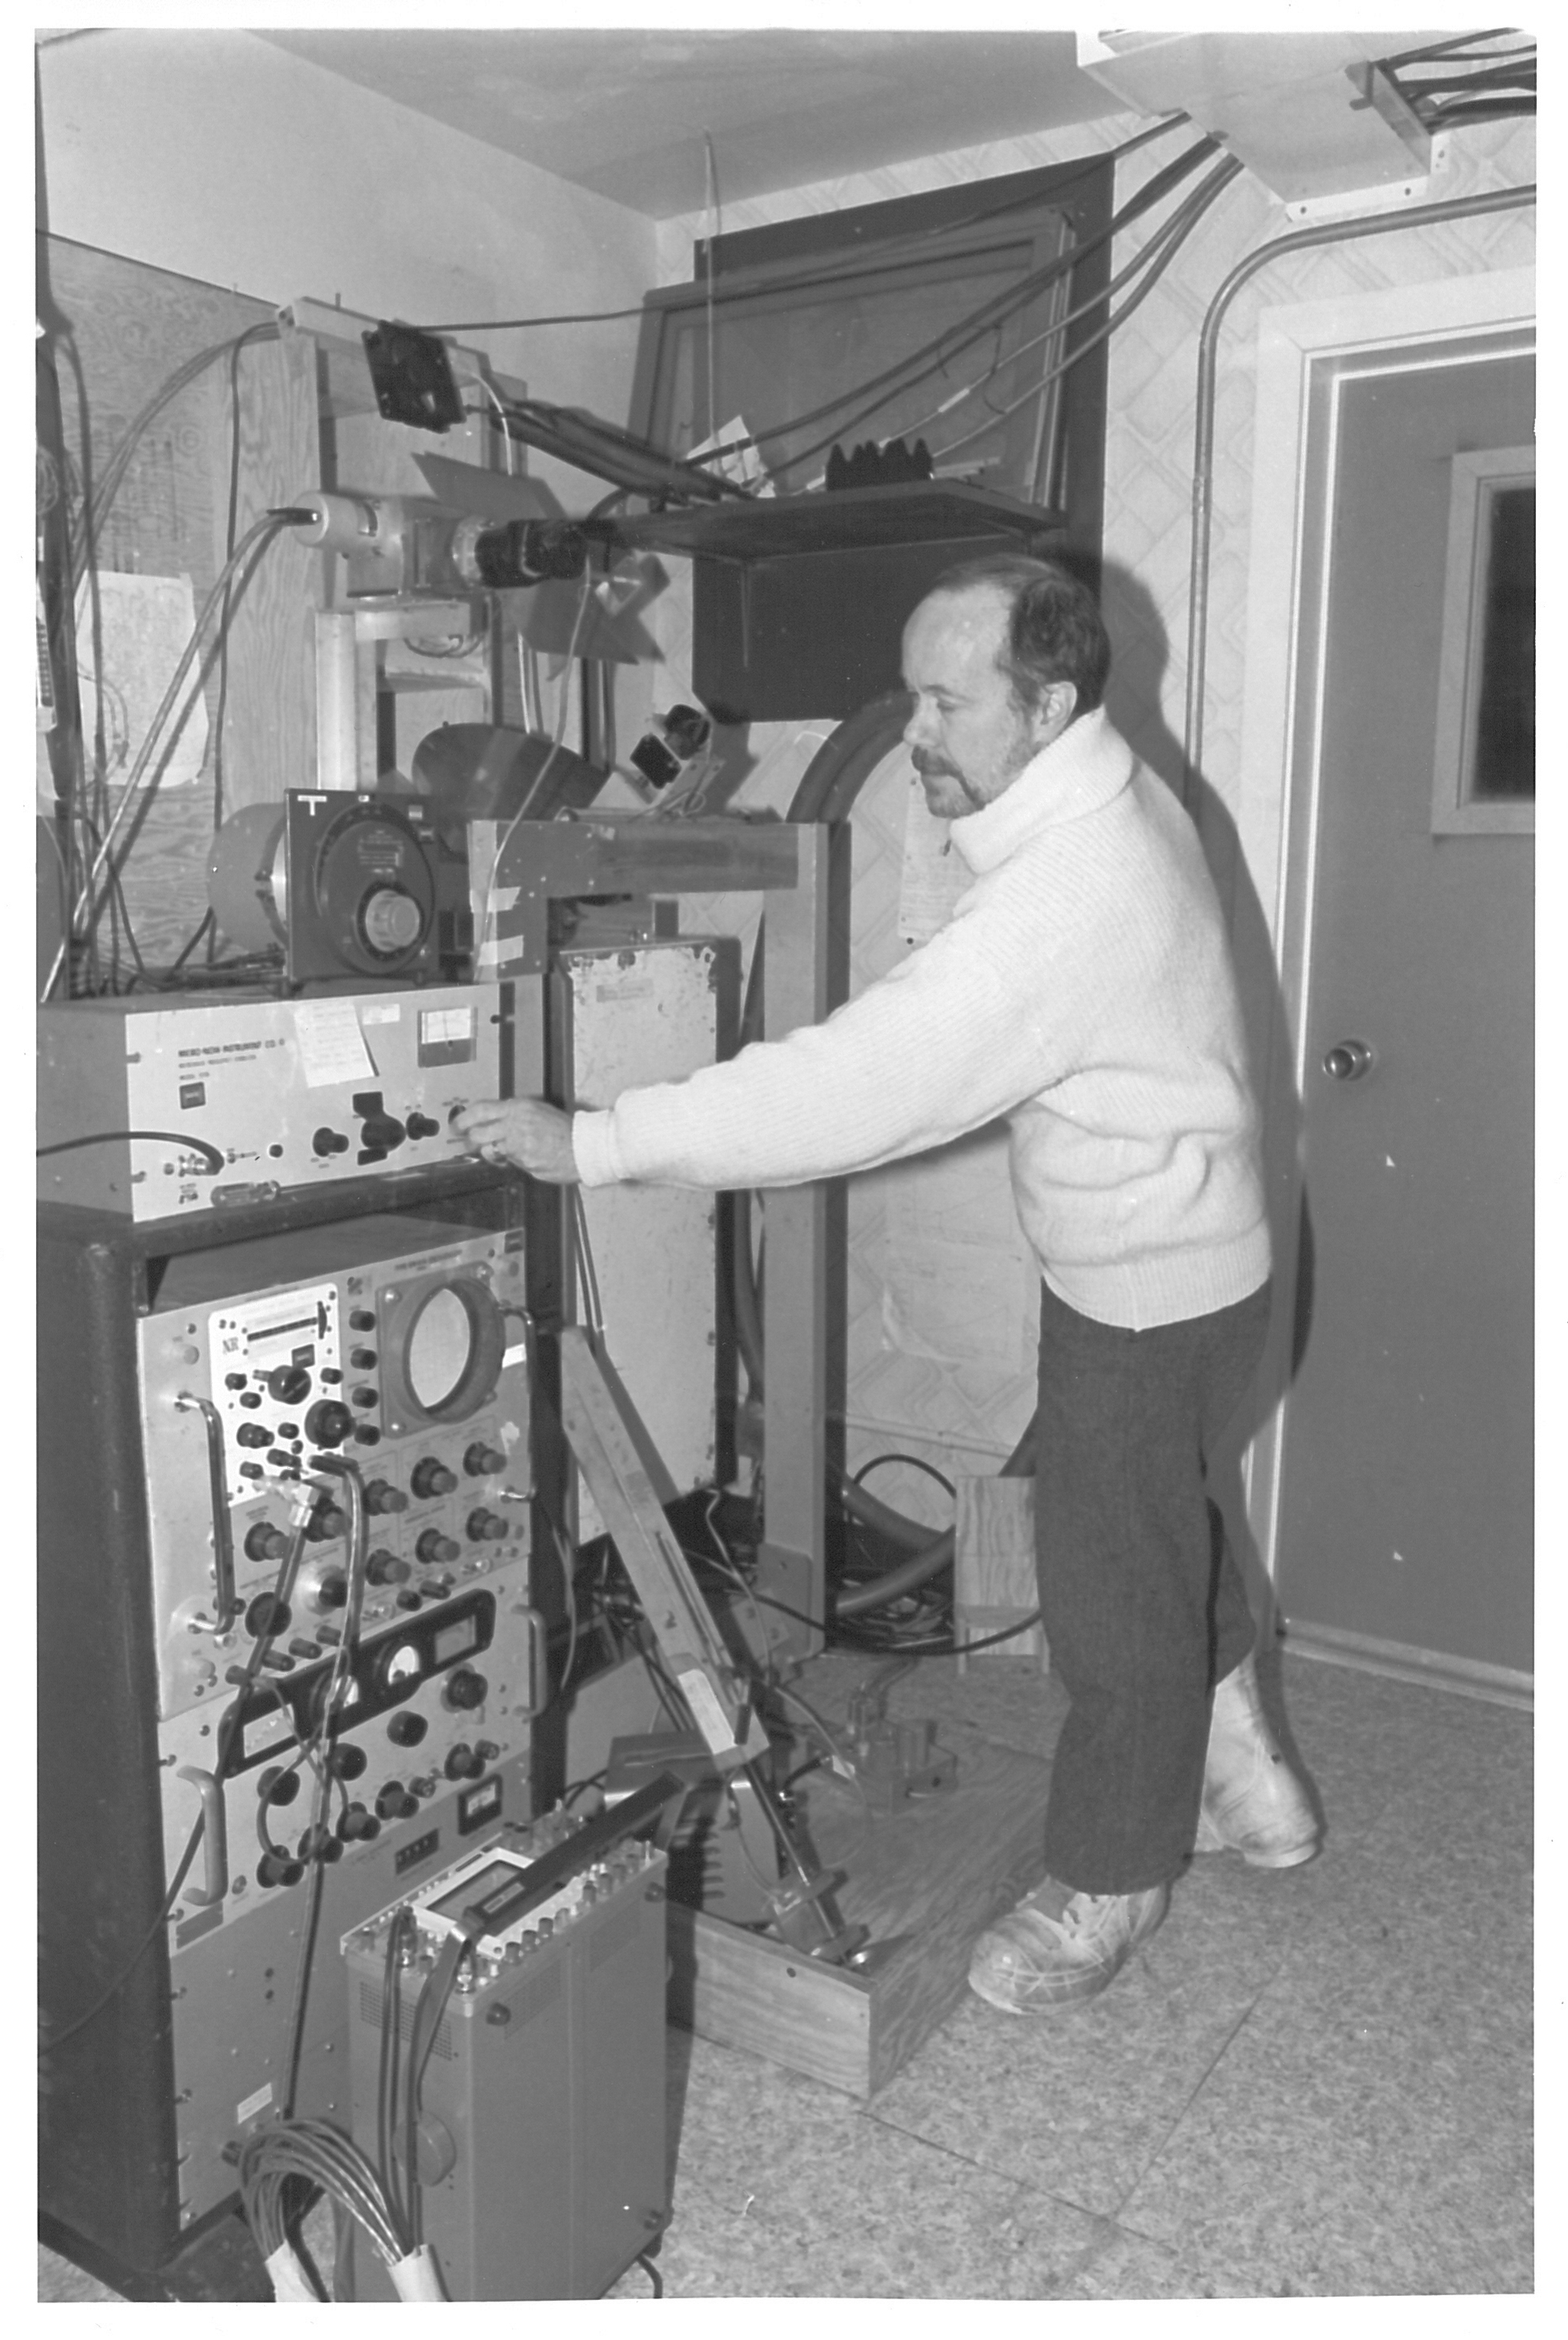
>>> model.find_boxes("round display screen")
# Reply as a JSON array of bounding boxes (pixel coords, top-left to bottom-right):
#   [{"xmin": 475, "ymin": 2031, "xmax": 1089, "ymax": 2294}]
[{"xmin": 406, "ymin": 1287, "xmax": 474, "ymax": 1410}]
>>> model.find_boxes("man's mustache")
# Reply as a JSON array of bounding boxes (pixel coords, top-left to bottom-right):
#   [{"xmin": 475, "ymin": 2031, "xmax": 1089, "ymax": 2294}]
[{"xmin": 912, "ymin": 753, "xmax": 957, "ymax": 779}]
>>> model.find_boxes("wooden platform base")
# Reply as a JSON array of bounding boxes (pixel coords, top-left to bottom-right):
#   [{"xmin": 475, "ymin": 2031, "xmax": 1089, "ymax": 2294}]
[{"xmin": 666, "ymin": 1734, "xmax": 1050, "ymax": 2097}]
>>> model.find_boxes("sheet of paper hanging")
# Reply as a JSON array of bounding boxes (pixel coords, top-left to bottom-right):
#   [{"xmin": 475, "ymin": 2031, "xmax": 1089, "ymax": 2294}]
[
  {"xmin": 878, "ymin": 1134, "xmax": 1039, "ymax": 1373},
  {"xmin": 687, "ymin": 415, "xmax": 775, "ymax": 498},
  {"xmin": 291, "ymin": 997, "xmax": 377, "ymax": 1089},
  {"xmin": 898, "ymin": 768, "xmax": 974, "ymax": 945},
  {"xmin": 74, "ymin": 571, "xmax": 209, "ymax": 791}
]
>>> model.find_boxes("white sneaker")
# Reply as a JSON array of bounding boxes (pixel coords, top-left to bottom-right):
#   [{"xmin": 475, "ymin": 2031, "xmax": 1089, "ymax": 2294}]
[
  {"xmin": 967, "ymin": 1875, "xmax": 1170, "ymax": 2014},
  {"xmin": 1195, "ymin": 1653, "xmax": 1318, "ymax": 1868}
]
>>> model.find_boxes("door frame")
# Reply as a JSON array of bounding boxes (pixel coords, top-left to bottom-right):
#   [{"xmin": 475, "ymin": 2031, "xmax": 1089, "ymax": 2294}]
[{"xmin": 1231, "ymin": 266, "xmax": 1534, "ymax": 1698}]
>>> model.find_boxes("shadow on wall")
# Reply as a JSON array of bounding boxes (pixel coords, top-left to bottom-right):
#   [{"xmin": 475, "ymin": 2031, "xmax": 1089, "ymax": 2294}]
[{"xmin": 1098, "ymin": 556, "xmax": 1306, "ymax": 1634}]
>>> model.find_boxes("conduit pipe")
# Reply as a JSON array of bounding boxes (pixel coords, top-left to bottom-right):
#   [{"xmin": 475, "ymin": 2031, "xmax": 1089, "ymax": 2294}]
[{"xmin": 1182, "ymin": 178, "xmax": 1537, "ymax": 798}]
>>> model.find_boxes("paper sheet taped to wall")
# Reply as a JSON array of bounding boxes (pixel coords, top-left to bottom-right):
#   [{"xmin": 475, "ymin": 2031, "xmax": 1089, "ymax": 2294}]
[{"xmin": 74, "ymin": 571, "xmax": 208, "ymax": 790}]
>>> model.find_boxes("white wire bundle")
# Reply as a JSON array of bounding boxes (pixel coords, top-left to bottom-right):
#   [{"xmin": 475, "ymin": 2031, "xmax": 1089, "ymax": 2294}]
[{"xmin": 238, "ymin": 2117, "xmax": 412, "ymax": 2298}]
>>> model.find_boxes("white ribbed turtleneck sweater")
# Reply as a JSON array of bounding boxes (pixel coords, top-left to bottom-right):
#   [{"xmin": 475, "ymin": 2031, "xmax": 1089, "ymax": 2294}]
[{"xmin": 572, "ymin": 707, "xmax": 1269, "ymax": 1329}]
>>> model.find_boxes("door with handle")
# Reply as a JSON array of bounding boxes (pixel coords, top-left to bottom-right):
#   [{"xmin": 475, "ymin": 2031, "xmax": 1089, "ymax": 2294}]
[{"xmin": 1270, "ymin": 338, "xmax": 1533, "ymax": 1682}]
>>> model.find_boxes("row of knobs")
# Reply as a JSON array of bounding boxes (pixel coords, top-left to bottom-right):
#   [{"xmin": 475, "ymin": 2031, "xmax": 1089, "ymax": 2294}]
[
  {"xmin": 253, "ymin": 1726, "xmax": 498, "ymax": 1887},
  {"xmin": 244, "ymin": 1442, "xmax": 510, "ymax": 1571},
  {"xmin": 312, "ymin": 1111, "xmax": 442, "ymax": 1157}
]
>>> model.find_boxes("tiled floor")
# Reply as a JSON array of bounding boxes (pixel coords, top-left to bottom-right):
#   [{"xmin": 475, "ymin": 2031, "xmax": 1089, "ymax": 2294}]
[{"xmin": 39, "ymin": 1650, "xmax": 1532, "ymax": 2301}]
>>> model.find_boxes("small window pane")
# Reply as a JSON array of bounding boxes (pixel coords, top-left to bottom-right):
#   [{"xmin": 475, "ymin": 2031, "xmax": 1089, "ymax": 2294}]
[{"xmin": 1471, "ymin": 484, "xmax": 1534, "ymax": 802}]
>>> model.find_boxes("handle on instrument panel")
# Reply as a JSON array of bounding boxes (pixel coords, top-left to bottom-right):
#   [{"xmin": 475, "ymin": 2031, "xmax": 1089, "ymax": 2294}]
[{"xmin": 176, "ymin": 1765, "xmax": 229, "ymax": 1906}]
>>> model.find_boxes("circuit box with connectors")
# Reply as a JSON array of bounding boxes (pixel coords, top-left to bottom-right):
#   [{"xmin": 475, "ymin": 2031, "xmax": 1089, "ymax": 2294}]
[{"xmin": 342, "ymin": 1810, "xmax": 671, "ymax": 2300}]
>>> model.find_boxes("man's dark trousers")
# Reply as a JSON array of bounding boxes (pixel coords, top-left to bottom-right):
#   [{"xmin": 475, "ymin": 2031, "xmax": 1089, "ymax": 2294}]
[{"xmin": 1033, "ymin": 1277, "xmax": 1272, "ymax": 1895}]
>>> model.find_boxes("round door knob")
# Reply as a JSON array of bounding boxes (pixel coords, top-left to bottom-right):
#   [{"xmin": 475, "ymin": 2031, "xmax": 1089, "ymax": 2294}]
[{"xmin": 1322, "ymin": 1038, "xmax": 1374, "ymax": 1082}]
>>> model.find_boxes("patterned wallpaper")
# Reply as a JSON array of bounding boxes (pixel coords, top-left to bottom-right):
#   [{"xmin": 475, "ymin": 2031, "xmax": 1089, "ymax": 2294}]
[{"xmin": 649, "ymin": 110, "xmax": 1536, "ymax": 1510}]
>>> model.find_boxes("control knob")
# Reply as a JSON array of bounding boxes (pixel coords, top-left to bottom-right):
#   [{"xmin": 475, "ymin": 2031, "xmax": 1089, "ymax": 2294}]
[
  {"xmin": 386, "ymin": 1710, "xmax": 428, "ymax": 1747},
  {"xmin": 366, "ymin": 1548, "xmax": 410, "ymax": 1586},
  {"xmin": 443, "ymin": 1666, "xmax": 488, "ymax": 1712},
  {"xmin": 245, "ymin": 1592, "xmax": 291, "ymax": 1638},
  {"xmin": 304, "ymin": 1400, "xmax": 354, "ymax": 1450},
  {"xmin": 245, "ymin": 1523, "xmax": 291, "ymax": 1565},
  {"xmin": 416, "ymin": 1530, "xmax": 460, "ymax": 1569},
  {"xmin": 444, "ymin": 1742, "xmax": 485, "ymax": 1782},
  {"xmin": 257, "ymin": 1850, "xmax": 305, "ymax": 1890},
  {"xmin": 463, "ymin": 1442, "xmax": 507, "ymax": 1478},
  {"xmin": 300, "ymin": 1568, "xmax": 347, "ymax": 1614},
  {"xmin": 374, "ymin": 1782, "xmax": 418, "ymax": 1822},
  {"xmin": 411, "ymin": 1459, "xmax": 458, "ymax": 1500}
]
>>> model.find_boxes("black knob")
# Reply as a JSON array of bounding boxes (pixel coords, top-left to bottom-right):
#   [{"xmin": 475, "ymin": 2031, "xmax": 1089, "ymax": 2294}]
[
  {"xmin": 329, "ymin": 1743, "xmax": 368, "ymax": 1781},
  {"xmin": 350, "ymin": 1348, "xmax": 378, "ymax": 1371},
  {"xmin": 395, "ymin": 1590, "xmax": 422, "ymax": 1611},
  {"xmin": 366, "ymin": 1548, "xmax": 410, "ymax": 1586},
  {"xmin": 406, "ymin": 1113, "xmax": 440, "ymax": 1140},
  {"xmin": 358, "ymin": 1110, "xmax": 406, "ymax": 1153},
  {"xmin": 364, "ymin": 1481, "xmax": 407, "ymax": 1517},
  {"xmin": 245, "ymin": 1523, "xmax": 291, "ymax": 1564},
  {"xmin": 225, "ymin": 1372, "xmax": 248, "ymax": 1390},
  {"xmin": 266, "ymin": 1364, "xmax": 312, "ymax": 1406},
  {"xmin": 444, "ymin": 1742, "xmax": 484, "ymax": 1782},
  {"xmin": 416, "ymin": 1530, "xmax": 460, "ymax": 1568},
  {"xmin": 349, "ymin": 1310, "xmax": 376, "ymax": 1332},
  {"xmin": 409, "ymin": 1774, "xmax": 439, "ymax": 1799},
  {"xmin": 305, "ymin": 1570, "xmax": 347, "ymax": 1613},
  {"xmin": 463, "ymin": 1442, "xmax": 506, "ymax": 1478},
  {"xmin": 257, "ymin": 1766, "xmax": 300, "ymax": 1806},
  {"xmin": 375, "ymin": 1782, "xmax": 418, "ymax": 1822},
  {"xmin": 386, "ymin": 1710, "xmax": 428, "ymax": 1747},
  {"xmin": 305, "ymin": 1502, "xmax": 346, "ymax": 1543},
  {"xmin": 475, "ymin": 1740, "xmax": 500, "ymax": 1763},
  {"xmin": 411, "ymin": 1459, "xmax": 458, "ymax": 1499},
  {"xmin": 257, "ymin": 1850, "xmax": 305, "ymax": 1889},
  {"xmin": 352, "ymin": 1387, "xmax": 378, "ymax": 1410},
  {"xmin": 466, "ymin": 1508, "xmax": 508, "ymax": 1542},
  {"xmin": 288, "ymin": 1637, "xmax": 322, "ymax": 1661},
  {"xmin": 296, "ymin": 1823, "xmax": 342, "ymax": 1864},
  {"xmin": 418, "ymin": 1577, "xmax": 454, "ymax": 1603},
  {"xmin": 313, "ymin": 1127, "xmax": 351, "ymax": 1156},
  {"xmin": 443, "ymin": 1666, "xmax": 487, "ymax": 1712},
  {"xmin": 245, "ymin": 1592, "xmax": 291, "ymax": 1638},
  {"xmin": 304, "ymin": 1399, "xmax": 354, "ymax": 1448},
  {"xmin": 236, "ymin": 1423, "xmax": 270, "ymax": 1449},
  {"xmin": 338, "ymin": 1803, "xmax": 380, "ymax": 1842}
]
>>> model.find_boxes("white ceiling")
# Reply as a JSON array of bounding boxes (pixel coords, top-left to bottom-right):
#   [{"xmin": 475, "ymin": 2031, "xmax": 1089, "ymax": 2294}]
[{"xmin": 257, "ymin": 29, "xmax": 1125, "ymax": 219}]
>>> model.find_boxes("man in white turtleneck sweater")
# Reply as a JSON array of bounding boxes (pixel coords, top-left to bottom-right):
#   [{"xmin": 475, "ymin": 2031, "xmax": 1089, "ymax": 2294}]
[{"xmin": 458, "ymin": 555, "xmax": 1318, "ymax": 2014}]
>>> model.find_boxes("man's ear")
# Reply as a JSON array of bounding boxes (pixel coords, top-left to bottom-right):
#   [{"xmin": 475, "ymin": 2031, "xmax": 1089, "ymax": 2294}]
[{"xmin": 1030, "ymin": 679, "xmax": 1078, "ymax": 748}]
